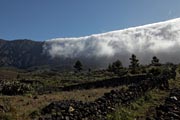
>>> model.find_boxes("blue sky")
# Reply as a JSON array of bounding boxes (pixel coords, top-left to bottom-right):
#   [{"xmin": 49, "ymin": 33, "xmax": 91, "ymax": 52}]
[{"xmin": 0, "ymin": 0, "xmax": 180, "ymax": 41}]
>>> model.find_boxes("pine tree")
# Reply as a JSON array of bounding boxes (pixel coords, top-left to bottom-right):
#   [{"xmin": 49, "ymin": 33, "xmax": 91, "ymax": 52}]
[
  {"xmin": 108, "ymin": 60, "xmax": 126, "ymax": 76},
  {"xmin": 151, "ymin": 56, "xmax": 160, "ymax": 66},
  {"xmin": 74, "ymin": 60, "xmax": 82, "ymax": 72},
  {"xmin": 108, "ymin": 64, "xmax": 112, "ymax": 72},
  {"xmin": 112, "ymin": 60, "xmax": 123, "ymax": 74},
  {"xmin": 129, "ymin": 54, "xmax": 139, "ymax": 74}
]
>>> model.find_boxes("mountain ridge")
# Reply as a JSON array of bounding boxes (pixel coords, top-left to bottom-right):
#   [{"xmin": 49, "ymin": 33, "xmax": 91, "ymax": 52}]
[{"xmin": 0, "ymin": 18, "xmax": 180, "ymax": 69}]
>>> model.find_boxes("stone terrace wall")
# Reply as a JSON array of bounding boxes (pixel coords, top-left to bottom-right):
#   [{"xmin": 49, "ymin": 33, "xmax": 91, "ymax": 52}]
[
  {"xmin": 37, "ymin": 74, "xmax": 147, "ymax": 94},
  {"xmin": 39, "ymin": 75, "xmax": 170, "ymax": 120},
  {"xmin": 151, "ymin": 89, "xmax": 180, "ymax": 120},
  {"xmin": 60, "ymin": 75, "xmax": 147, "ymax": 91}
]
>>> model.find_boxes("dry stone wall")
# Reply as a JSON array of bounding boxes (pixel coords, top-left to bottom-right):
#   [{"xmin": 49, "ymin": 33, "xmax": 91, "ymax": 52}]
[{"xmin": 39, "ymin": 75, "xmax": 171, "ymax": 120}]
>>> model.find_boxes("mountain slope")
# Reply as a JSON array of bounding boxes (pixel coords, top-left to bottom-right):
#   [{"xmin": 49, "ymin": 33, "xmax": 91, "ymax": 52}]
[
  {"xmin": 0, "ymin": 18, "xmax": 180, "ymax": 69},
  {"xmin": 0, "ymin": 39, "xmax": 46, "ymax": 68},
  {"xmin": 0, "ymin": 39, "xmax": 80, "ymax": 69}
]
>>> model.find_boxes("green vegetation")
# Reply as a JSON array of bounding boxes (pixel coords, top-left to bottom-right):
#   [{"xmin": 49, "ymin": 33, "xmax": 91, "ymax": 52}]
[
  {"xmin": 1, "ymin": 81, "xmax": 33, "ymax": 95},
  {"xmin": 107, "ymin": 89, "xmax": 169, "ymax": 120},
  {"xmin": 108, "ymin": 60, "xmax": 127, "ymax": 76},
  {"xmin": 74, "ymin": 60, "xmax": 83, "ymax": 72},
  {"xmin": 151, "ymin": 56, "xmax": 160, "ymax": 66},
  {"xmin": 0, "ymin": 54, "xmax": 179, "ymax": 119},
  {"xmin": 107, "ymin": 64, "xmax": 180, "ymax": 120},
  {"xmin": 129, "ymin": 54, "xmax": 140, "ymax": 74}
]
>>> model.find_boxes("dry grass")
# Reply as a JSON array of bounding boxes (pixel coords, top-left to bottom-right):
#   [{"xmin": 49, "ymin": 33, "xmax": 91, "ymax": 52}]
[
  {"xmin": 0, "ymin": 69, "xmax": 18, "ymax": 81},
  {"xmin": 0, "ymin": 86, "xmax": 125, "ymax": 119},
  {"xmin": 0, "ymin": 66, "xmax": 179, "ymax": 120}
]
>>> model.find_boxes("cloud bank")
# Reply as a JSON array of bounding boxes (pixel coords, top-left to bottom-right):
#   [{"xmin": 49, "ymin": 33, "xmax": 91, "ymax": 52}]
[{"xmin": 44, "ymin": 18, "xmax": 180, "ymax": 65}]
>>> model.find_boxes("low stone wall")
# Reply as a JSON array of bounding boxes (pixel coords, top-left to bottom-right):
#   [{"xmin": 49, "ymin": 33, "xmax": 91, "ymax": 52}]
[
  {"xmin": 37, "ymin": 74, "xmax": 148, "ymax": 94},
  {"xmin": 60, "ymin": 74, "xmax": 147, "ymax": 91},
  {"xmin": 38, "ymin": 65, "xmax": 176, "ymax": 94},
  {"xmin": 152, "ymin": 89, "xmax": 180, "ymax": 120},
  {"xmin": 39, "ymin": 75, "xmax": 169, "ymax": 120}
]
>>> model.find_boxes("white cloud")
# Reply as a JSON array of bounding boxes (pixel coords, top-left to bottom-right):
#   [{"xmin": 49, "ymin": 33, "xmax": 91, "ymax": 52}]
[{"xmin": 43, "ymin": 18, "xmax": 180, "ymax": 65}]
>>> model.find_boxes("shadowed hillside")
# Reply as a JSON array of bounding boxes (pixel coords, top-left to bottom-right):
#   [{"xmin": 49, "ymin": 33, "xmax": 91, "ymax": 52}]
[{"xmin": 0, "ymin": 39, "xmax": 47, "ymax": 68}]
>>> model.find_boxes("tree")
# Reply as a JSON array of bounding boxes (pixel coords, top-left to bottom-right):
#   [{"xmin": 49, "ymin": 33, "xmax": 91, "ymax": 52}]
[
  {"xmin": 108, "ymin": 60, "xmax": 126, "ymax": 76},
  {"xmin": 108, "ymin": 64, "xmax": 113, "ymax": 72},
  {"xmin": 148, "ymin": 67, "xmax": 161, "ymax": 76},
  {"xmin": 112, "ymin": 60, "xmax": 123, "ymax": 73},
  {"xmin": 151, "ymin": 56, "xmax": 160, "ymax": 66},
  {"xmin": 129, "ymin": 54, "xmax": 139, "ymax": 74},
  {"xmin": 74, "ymin": 60, "xmax": 83, "ymax": 72}
]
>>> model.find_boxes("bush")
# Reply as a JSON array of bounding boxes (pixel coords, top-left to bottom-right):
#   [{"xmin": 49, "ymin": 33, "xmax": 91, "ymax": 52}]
[
  {"xmin": 1, "ymin": 81, "xmax": 33, "ymax": 95},
  {"xmin": 148, "ymin": 68, "xmax": 161, "ymax": 76},
  {"xmin": 0, "ymin": 114, "xmax": 14, "ymax": 120},
  {"xmin": 108, "ymin": 60, "xmax": 127, "ymax": 76},
  {"xmin": 144, "ymin": 93, "xmax": 152, "ymax": 101},
  {"xmin": 29, "ymin": 110, "xmax": 40, "ymax": 119}
]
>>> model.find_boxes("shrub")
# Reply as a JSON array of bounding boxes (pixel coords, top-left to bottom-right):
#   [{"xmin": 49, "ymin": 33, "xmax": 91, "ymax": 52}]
[
  {"xmin": 108, "ymin": 60, "xmax": 127, "ymax": 76},
  {"xmin": 29, "ymin": 110, "xmax": 40, "ymax": 119},
  {"xmin": 1, "ymin": 81, "xmax": 33, "ymax": 95},
  {"xmin": 148, "ymin": 68, "xmax": 161, "ymax": 76}
]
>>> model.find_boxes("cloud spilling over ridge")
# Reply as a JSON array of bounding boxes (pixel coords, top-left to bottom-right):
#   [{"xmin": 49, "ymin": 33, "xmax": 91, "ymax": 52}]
[{"xmin": 44, "ymin": 18, "xmax": 180, "ymax": 65}]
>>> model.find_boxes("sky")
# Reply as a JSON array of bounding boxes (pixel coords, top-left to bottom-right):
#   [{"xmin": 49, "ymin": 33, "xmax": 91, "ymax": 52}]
[{"xmin": 0, "ymin": 0, "xmax": 180, "ymax": 41}]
